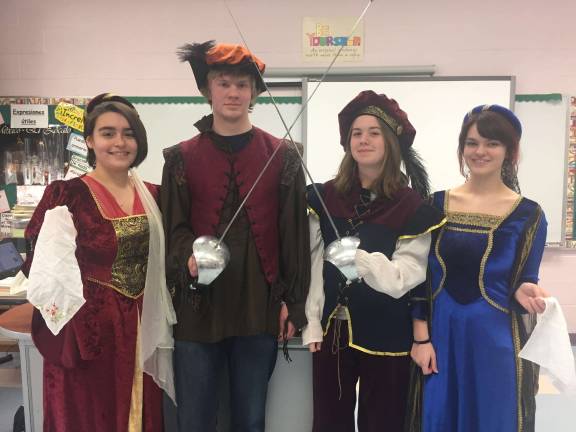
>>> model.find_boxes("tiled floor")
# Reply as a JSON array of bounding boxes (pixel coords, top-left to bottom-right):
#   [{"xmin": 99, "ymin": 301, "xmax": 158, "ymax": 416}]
[
  {"xmin": 0, "ymin": 350, "xmax": 574, "ymax": 432},
  {"xmin": 534, "ymin": 348, "xmax": 576, "ymax": 432},
  {"xmin": 0, "ymin": 352, "xmax": 22, "ymax": 432},
  {"xmin": 536, "ymin": 392, "xmax": 576, "ymax": 432},
  {"xmin": 0, "ymin": 388, "xmax": 21, "ymax": 432}
]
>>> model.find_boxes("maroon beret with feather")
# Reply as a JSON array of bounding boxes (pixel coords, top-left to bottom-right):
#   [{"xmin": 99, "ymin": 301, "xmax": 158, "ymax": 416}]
[{"xmin": 338, "ymin": 90, "xmax": 416, "ymax": 148}]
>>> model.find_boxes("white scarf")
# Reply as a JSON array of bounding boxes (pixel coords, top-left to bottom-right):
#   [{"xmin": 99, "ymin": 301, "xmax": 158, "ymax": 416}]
[
  {"xmin": 131, "ymin": 168, "xmax": 177, "ymax": 404},
  {"xmin": 519, "ymin": 297, "xmax": 576, "ymax": 394}
]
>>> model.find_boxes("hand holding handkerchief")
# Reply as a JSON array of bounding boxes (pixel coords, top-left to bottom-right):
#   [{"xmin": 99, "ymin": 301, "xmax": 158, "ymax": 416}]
[{"xmin": 519, "ymin": 297, "xmax": 576, "ymax": 394}]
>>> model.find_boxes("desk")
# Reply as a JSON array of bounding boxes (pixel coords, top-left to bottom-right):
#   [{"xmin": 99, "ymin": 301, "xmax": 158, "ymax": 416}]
[{"xmin": 0, "ymin": 303, "xmax": 43, "ymax": 432}]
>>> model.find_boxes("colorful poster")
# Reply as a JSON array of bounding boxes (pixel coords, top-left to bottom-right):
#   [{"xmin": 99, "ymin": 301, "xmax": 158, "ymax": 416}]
[
  {"xmin": 568, "ymin": 96, "xmax": 576, "ymax": 244},
  {"xmin": 302, "ymin": 17, "xmax": 364, "ymax": 63}
]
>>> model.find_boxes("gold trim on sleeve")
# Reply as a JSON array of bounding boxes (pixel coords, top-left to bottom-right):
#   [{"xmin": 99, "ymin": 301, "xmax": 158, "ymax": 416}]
[
  {"xmin": 308, "ymin": 206, "xmax": 320, "ymax": 219},
  {"xmin": 397, "ymin": 217, "xmax": 447, "ymax": 240}
]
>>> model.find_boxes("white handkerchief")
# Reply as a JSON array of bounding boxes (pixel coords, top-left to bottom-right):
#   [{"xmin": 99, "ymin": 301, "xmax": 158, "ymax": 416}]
[
  {"xmin": 26, "ymin": 206, "xmax": 85, "ymax": 335},
  {"xmin": 519, "ymin": 297, "xmax": 576, "ymax": 394}
]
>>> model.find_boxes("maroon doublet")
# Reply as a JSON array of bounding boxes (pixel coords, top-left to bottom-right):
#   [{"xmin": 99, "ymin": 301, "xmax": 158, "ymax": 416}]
[{"xmin": 180, "ymin": 126, "xmax": 285, "ymax": 283}]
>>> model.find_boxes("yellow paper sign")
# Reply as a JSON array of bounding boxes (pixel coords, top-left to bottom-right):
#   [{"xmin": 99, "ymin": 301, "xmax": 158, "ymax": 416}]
[{"xmin": 55, "ymin": 102, "xmax": 84, "ymax": 132}]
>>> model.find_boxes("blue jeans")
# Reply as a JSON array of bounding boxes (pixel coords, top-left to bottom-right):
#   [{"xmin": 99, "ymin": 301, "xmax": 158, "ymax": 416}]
[{"xmin": 174, "ymin": 334, "xmax": 278, "ymax": 432}]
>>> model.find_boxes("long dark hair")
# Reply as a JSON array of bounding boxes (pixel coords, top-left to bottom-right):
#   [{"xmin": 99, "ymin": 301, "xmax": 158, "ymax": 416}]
[{"xmin": 458, "ymin": 110, "xmax": 520, "ymax": 192}]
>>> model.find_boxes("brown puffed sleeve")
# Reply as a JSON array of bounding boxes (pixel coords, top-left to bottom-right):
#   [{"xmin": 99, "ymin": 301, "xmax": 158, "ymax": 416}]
[
  {"xmin": 159, "ymin": 144, "xmax": 195, "ymax": 308},
  {"xmin": 276, "ymin": 142, "xmax": 311, "ymax": 329}
]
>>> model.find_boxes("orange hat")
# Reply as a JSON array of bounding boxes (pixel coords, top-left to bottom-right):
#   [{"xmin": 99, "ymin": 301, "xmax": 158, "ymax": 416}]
[{"xmin": 177, "ymin": 40, "xmax": 266, "ymax": 94}]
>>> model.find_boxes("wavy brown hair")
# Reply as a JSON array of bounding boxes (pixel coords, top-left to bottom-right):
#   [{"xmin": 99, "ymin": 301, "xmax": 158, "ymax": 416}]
[{"xmin": 334, "ymin": 117, "xmax": 407, "ymax": 199}]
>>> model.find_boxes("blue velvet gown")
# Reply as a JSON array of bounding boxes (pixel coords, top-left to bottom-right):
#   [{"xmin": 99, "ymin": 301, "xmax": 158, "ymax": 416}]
[{"xmin": 422, "ymin": 191, "xmax": 547, "ymax": 432}]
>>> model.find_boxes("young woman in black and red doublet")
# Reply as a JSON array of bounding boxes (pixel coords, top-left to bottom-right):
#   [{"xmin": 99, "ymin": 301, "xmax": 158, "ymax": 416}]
[{"xmin": 302, "ymin": 90, "xmax": 444, "ymax": 432}]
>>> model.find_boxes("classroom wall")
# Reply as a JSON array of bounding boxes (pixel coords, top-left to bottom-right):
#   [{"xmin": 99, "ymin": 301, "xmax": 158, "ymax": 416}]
[
  {"xmin": 0, "ymin": 0, "xmax": 574, "ymax": 96},
  {"xmin": 540, "ymin": 249, "xmax": 576, "ymax": 332},
  {"xmin": 1, "ymin": 0, "xmax": 575, "ymax": 330}
]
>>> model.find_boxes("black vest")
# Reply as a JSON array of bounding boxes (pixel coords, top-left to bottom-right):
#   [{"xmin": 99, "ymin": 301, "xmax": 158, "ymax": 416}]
[{"xmin": 308, "ymin": 181, "xmax": 442, "ymax": 354}]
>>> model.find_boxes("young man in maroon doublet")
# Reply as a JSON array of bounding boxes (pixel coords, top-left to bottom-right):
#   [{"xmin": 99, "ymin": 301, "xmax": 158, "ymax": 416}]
[{"xmin": 160, "ymin": 41, "xmax": 310, "ymax": 432}]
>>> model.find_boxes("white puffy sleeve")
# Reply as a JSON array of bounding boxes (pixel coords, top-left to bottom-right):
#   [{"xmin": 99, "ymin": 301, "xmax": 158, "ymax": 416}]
[
  {"xmin": 26, "ymin": 206, "xmax": 85, "ymax": 335},
  {"xmin": 302, "ymin": 214, "xmax": 325, "ymax": 346},
  {"xmin": 355, "ymin": 233, "xmax": 431, "ymax": 299}
]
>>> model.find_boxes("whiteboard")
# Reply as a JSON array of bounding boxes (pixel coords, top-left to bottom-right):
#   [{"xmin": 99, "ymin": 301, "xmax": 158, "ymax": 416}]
[
  {"xmin": 515, "ymin": 98, "xmax": 569, "ymax": 243},
  {"xmin": 133, "ymin": 98, "xmax": 302, "ymax": 185}
]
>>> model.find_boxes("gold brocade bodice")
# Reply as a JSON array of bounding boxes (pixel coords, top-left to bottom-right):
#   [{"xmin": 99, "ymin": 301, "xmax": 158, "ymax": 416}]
[
  {"xmin": 109, "ymin": 215, "xmax": 149, "ymax": 299},
  {"xmin": 83, "ymin": 179, "xmax": 150, "ymax": 299}
]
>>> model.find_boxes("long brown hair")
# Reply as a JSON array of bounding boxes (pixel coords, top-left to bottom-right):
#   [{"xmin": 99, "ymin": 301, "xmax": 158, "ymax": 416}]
[
  {"xmin": 458, "ymin": 110, "xmax": 520, "ymax": 191},
  {"xmin": 334, "ymin": 116, "xmax": 407, "ymax": 199}
]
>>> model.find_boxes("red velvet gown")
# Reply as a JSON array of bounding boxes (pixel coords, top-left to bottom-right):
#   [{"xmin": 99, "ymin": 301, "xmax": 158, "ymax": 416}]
[{"xmin": 23, "ymin": 176, "xmax": 164, "ymax": 432}]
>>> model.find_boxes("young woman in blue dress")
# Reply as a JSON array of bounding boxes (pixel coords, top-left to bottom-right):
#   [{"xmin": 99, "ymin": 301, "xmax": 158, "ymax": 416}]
[{"xmin": 409, "ymin": 105, "xmax": 548, "ymax": 432}]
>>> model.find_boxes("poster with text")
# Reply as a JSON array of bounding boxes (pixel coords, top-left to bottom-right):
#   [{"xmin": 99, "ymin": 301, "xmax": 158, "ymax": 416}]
[{"xmin": 302, "ymin": 17, "xmax": 364, "ymax": 63}]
